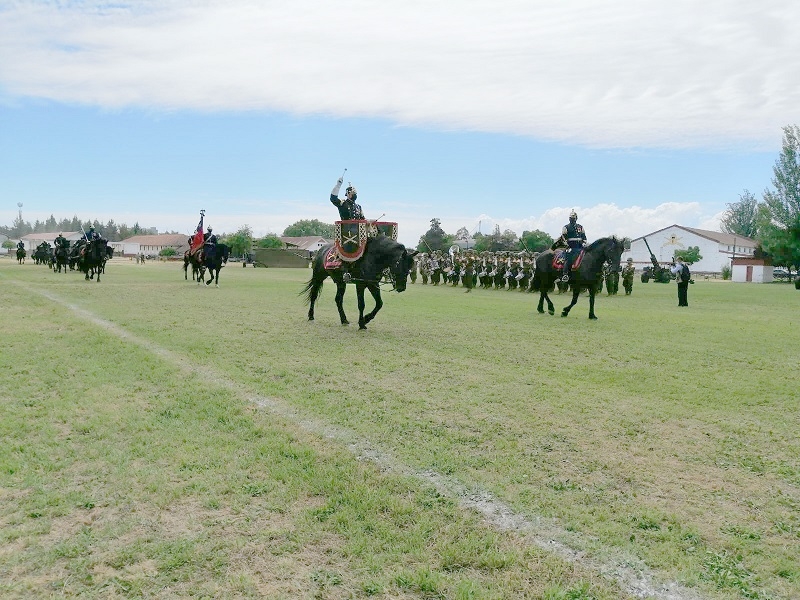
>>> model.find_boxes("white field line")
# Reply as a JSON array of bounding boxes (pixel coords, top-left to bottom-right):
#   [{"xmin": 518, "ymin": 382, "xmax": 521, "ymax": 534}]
[{"xmin": 21, "ymin": 282, "xmax": 703, "ymax": 600}]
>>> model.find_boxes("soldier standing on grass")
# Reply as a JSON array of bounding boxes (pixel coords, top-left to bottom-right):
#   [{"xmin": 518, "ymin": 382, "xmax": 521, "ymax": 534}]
[{"xmin": 622, "ymin": 258, "xmax": 635, "ymax": 295}]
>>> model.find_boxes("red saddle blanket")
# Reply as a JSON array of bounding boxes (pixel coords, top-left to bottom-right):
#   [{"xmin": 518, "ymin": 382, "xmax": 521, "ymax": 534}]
[
  {"xmin": 552, "ymin": 249, "xmax": 585, "ymax": 271},
  {"xmin": 324, "ymin": 247, "xmax": 343, "ymax": 270}
]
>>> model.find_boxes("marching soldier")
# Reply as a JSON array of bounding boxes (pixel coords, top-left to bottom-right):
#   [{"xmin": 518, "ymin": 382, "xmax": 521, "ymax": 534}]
[{"xmin": 622, "ymin": 258, "xmax": 635, "ymax": 295}]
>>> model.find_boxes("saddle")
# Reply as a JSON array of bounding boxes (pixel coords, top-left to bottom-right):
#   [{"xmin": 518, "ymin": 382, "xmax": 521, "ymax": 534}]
[{"xmin": 552, "ymin": 248, "xmax": 585, "ymax": 271}]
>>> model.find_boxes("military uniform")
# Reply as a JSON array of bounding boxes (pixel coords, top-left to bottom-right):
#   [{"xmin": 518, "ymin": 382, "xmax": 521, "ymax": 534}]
[
  {"xmin": 559, "ymin": 211, "xmax": 587, "ymax": 281},
  {"xmin": 203, "ymin": 227, "xmax": 217, "ymax": 260},
  {"xmin": 622, "ymin": 259, "xmax": 635, "ymax": 295},
  {"xmin": 330, "ymin": 178, "xmax": 365, "ymax": 221}
]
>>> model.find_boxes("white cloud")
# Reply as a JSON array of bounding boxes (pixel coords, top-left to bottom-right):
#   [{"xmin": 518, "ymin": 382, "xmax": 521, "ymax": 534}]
[{"xmin": 1, "ymin": 1, "xmax": 799, "ymax": 149}]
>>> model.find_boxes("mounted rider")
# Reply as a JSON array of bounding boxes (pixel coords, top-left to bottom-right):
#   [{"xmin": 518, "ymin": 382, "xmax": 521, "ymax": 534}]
[
  {"xmin": 330, "ymin": 174, "xmax": 366, "ymax": 283},
  {"xmin": 559, "ymin": 210, "xmax": 587, "ymax": 281},
  {"xmin": 17, "ymin": 240, "xmax": 25, "ymax": 252},
  {"xmin": 203, "ymin": 226, "xmax": 218, "ymax": 260},
  {"xmin": 86, "ymin": 226, "xmax": 100, "ymax": 241},
  {"xmin": 330, "ymin": 176, "xmax": 365, "ymax": 221},
  {"xmin": 54, "ymin": 232, "xmax": 68, "ymax": 249}
]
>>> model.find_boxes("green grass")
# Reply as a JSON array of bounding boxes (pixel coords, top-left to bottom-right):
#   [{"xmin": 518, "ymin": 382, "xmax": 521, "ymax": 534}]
[{"xmin": 1, "ymin": 256, "xmax": 798, "ymax": 599}]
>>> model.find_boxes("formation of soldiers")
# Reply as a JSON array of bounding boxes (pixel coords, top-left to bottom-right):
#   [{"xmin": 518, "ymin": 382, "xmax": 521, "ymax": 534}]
[{"xmin": 412, "ymin": 249, "xmax": 633, "ymax": 295}]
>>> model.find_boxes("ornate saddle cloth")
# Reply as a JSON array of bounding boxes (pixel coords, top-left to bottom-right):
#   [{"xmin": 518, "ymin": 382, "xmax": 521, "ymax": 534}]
[
  {"xmin": 334, "ymin": 220, "xmax": 399, "ymax": 262},
  {"xmin": 324, "ymin": 247, "xmax": 343, "ymax": 270},
  {"xmin": 552, "ymin": 248, "xmax": 585, "ymax": 271}
]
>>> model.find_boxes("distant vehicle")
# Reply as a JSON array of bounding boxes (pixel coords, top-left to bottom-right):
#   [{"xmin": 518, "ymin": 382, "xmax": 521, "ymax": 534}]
[{"xmin": 773, "ymin": 268, "xmax": 792, "ymax": 279}]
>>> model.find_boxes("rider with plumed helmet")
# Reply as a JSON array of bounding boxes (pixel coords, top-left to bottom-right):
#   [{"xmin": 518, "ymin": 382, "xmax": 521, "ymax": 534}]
[
  {"xmin": 203, "ymin": 226, "xmax": 217, "ymax": 260},
  {"xmin": 330, "ymin": 176, "xmax": 365, "ymax": 221},
  {"xmin": 560, "ymin": 210, "xmax": 587, "ymax": 281}
]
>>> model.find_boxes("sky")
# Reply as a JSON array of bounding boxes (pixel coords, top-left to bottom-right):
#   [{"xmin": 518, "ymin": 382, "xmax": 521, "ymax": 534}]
[{"xmin": 1, "ymin": 0, "xmax": 799, "ymax": 247}]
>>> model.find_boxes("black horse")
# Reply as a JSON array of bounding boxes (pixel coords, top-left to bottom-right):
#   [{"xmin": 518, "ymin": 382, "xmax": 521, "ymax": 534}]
[
  {"xmin": 531, "ymin": 236, "xmax": 626, "ymax": 319},
  {"xmin": 54, "ymin": 244, "xmax": 70, "ymax": 274},
  {"xmin": 199, "ymin": 243, "xmax": 230, "ymax": 287},
  {"xmin": 302, "ymin": 236, "xmax": 418, "ymax": 330},
  {"xmin": 76, "ymin": 238, "xmax": 110, "ymax": 281},
  {"xmin": 16, "ymin": 247, "xmax": 26, "ymax": 264}
]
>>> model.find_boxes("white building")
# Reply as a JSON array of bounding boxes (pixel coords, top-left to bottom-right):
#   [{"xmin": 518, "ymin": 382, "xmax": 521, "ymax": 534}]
[
  {"xmin": 623, "ymin": 225, "xmax": 757, "ymax": 275},
  {"xmin": 118, "ymin": 234, "xmax": 190, "ymax": 257},
  {"xmin": 19, "ymin": 231, "xmax": 84, "ymax": 251}
]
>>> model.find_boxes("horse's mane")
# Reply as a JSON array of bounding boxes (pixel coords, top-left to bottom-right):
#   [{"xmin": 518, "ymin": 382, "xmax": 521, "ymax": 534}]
[
  {"xmin": 367, "ymin": 234, "xmax": 404, "ymax": 253},
  {"xmin": 586, "ymin": 236, "xmax": 620, "ymax": 251}
]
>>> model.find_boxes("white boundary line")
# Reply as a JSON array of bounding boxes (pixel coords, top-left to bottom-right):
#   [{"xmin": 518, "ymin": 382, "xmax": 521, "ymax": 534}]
[{"xmin": 14, "ymin": 280, "xmax": 704, "ymax": 600}]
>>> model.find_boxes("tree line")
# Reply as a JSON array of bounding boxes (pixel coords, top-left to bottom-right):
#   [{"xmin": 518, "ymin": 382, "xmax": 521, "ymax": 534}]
[
  {"xmin": 721, "ymin": 124, "xmax": 800, "ymax": 270},
  {"xmin": 0, "ymin": 215, "xmax": 158, "ymax": 242}
]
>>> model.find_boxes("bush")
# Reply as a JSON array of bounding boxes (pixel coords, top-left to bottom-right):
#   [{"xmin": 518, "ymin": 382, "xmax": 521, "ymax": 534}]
[
  {"xmin": 721, "ymin": 265, "xmax": 731, "ymax": 280},
  {"xmin": 159, "ymin": 247, "xmax": 177, "ymax": 257}
]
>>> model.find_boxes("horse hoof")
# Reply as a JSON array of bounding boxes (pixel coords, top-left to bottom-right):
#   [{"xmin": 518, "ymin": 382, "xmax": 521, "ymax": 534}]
[
  {"xmin": 561, "ymin": 311, "xmax": 568, "ymax": 318},
  {"xmin": 589, "ymin": 315, "xmax": 598, "ymax": 320},
  {"xmin": 537, "ymin": 308, "xmax": 544, "ymax": 314},
  {"xmin": 548, "ymin": 309, "xmax": 555, "ymax": 316}
]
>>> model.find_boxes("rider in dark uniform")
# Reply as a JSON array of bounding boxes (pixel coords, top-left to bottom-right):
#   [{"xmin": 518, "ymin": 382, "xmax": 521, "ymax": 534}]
[
  {"xmin": 560, "ymin": 210, "xmax": 587, "ymax": 282},
  {"xmin": 17, "ymin": 240, "xmax": 25, "ymax": 252},
  {"xmin": 54, "ymin": 233, "xmax": 68, "ymax": 248},
  {"xmin": 203, "ymin": 226, "xmax": 217, "ymax": 260},
  {"xmin": 330, "ymin": 176, "xmax": 365, "ymax": 221}
]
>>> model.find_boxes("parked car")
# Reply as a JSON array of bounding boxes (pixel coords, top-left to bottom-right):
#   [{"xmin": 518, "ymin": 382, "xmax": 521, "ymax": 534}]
[{"xmin": 773, "ymin": 268, "xmax": 792, "ymax": 280}]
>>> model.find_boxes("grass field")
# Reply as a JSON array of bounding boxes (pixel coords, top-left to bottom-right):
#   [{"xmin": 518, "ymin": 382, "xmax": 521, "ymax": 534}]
[{"xmin": 1, "ymin": 256, "xmax": 798, "ymax": 600}]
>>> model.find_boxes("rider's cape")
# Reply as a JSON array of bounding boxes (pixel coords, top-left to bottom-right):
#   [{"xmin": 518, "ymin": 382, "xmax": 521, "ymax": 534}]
[{"xmin": 334, "ymin": 220, "xmax": 398, "ymax": 262}]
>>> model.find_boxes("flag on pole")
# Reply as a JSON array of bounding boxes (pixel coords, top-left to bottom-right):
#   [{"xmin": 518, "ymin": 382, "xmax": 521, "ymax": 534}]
[{"xmin": 190, "ymin": 211, "xmax": 204, "ymax": 253}]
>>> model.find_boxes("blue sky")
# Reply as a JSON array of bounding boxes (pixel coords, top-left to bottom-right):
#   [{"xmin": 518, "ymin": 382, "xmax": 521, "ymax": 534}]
[{"xmin": 1, "ymin": 1, "xmax": 798, "ymax": 247}]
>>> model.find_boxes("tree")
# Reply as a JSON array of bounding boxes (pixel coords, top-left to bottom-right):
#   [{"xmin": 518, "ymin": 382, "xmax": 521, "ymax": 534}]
[
  {"xmin": 159, "ymin": 247, "xmax": 177, "ymax": 257},
  {"xmin": 282, "ymin": 219, "xmax": 334, "ymax": 238},
  {"xmin": 520, "ymin": 229, "xmax": 554, "ymax": 252},
  {"xmin": 257, "ymin": 234, "xmax": 284, "ymax": 248},
  {"xmin": 455, "ymin": 226, "xmax": 471, "ymax": 241},
  {"xmin": 225, "ymin": 225, "xmax": 254, "ymax": 257},
  {"xmin": 418, "ymin": 218, "xmax": 452, "ymax": 252},
  {"xmin": 721, "ymin": 190, "xmax": 760, "ymax": 238},
  {"xmin": 674, "ymin": 246, "xmax": 702, "ymax": 264},
  {"xmin": 473, "ymin": 225, "xmax": 519, "ymax": 252},
  {"xmin": 760, "ymin": 125, "xmax": 800, "ymax": 269},
  {"xmin": 2, "ymin": 240, "xmax": 14, "ymax": 249}
]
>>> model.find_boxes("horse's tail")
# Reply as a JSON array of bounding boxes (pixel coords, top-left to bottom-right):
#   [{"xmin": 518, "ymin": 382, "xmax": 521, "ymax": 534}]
[{"xmin": 300, "ymin": 277, "xmax": 321, "ymax": 305}]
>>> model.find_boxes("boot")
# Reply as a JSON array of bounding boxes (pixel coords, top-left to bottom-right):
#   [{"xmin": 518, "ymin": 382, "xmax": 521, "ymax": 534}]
[{"xmin": 561, "ymin": 264, "xmax": 570, "ymax": 282}]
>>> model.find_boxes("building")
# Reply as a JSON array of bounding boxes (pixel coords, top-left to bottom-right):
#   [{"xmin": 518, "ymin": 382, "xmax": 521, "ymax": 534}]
[
  {"xmin": 731, "ymin": 257, "xmax": 773, "ymax": 283},
  {"xmin": 279, "ymin": 236, "xmax": 330, "ymax": 255},
  {"xmin": 19, "ymin": 231, "xmax": 84, "ymax": 252},
  {"xmin": 117, "ymin": 234, "xmax": 191, "ymax": 257},
  {"xmin": 623, "ymin": 225, "xmax": 757, "ymax": 275}
]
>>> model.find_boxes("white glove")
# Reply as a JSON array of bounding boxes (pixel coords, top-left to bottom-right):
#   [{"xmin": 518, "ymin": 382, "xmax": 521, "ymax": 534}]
[{"xmin": 331, "ymin": 177, "xmax": 343, "ymax": 196}]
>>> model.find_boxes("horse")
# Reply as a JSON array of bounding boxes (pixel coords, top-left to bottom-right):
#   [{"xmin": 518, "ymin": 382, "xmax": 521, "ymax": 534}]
[
  {"xmin": 53, "ymin": 245, "xmax": 70, "ymax": 274},
  {"xmin": 76, "ymin": 238, "xmax": 110, "ymax": 281},
  {"xmin": 184, "ymin": 249, "xmax": 202, "ymax": 281},
  {"xmin": 530, "ymin": 236, "xmax": 626, "ymax": 320},
  {"xmin": 198, "ymin": 243, "xmax": 230, "ymax": 287},
  {"xmin": 302, "ymin": 235, "xmax": 418, "ymax": 330},
  {"xmin": 16, "ymin": 247, "xmax": 26, "ymax": 264}
]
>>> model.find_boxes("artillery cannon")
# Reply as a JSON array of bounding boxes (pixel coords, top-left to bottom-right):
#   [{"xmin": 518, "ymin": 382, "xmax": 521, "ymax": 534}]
[{"xmin": 640, "ymin": 237, "xmax": 672, "ymax": 283}]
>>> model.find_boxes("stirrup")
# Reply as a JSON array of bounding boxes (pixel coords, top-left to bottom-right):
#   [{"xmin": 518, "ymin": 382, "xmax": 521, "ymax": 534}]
[
  {"xmin": 561, "ymin": 274, "xmax": 570, "ymax": 282},
  {"xmin": 342, "ymin": 272, "xmax": 352, "ymax": 283}
]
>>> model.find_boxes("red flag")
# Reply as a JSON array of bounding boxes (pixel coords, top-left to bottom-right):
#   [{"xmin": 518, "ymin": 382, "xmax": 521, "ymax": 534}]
[{"xmin": 190, "ymin": 213, "xmax": 204, "ymax": 252}]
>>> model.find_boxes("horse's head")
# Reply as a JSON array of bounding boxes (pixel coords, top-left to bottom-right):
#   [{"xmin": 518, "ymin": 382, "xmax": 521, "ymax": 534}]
[
  {"xmin": 389, "ymin": 246, "xmax": 419, "ymax": 292},
  {"xmin": 602, "ymin": 236, "xmax": 626, "ymax": 271}
]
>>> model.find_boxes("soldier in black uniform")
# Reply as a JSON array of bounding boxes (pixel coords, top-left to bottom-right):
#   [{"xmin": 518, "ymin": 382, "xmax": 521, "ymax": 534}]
[
  {"xmin": 86, "ymin": 226, "xmax": 100, "ymax": 240},
  {"xmin": 54, "ymin": 232, "xmax": 68, "ymax": 249},
  {"xmin": 17, "ymin": 240, "xmax": 25, "ymax": 252},
  {"xmin": 560, "ymin": 210, "xmax": 587, "ymax": 282},
  {"xmin": 330, "ymin": 176, "xmax": 365, "ymax": 221},
  {"xmin": 203, "ymin": 226, "xmax": 217, "ymax": 260}
]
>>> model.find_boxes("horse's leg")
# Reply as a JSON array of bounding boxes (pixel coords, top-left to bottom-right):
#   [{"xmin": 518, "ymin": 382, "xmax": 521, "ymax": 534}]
[
  {"xmin": 335, "ymin": 280, "xmax": 349, "ymax": 325},
  {"xmin": 561, "ymin": 286, "xmax": 580, "ymax": 317},
  {"xmin": 206, "ymin": 267, "xmax": 214, "ymax": 285},
  {"xmin": 361, "ymin": 284, "xmax": 383, "ymax": 328},
  {"xmin": 588, "ymin": 288, "xmax": 598, "ymax": 320}
]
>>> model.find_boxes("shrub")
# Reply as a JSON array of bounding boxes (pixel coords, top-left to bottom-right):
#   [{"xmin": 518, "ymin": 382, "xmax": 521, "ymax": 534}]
[{"xmin": 721, "ymin": 265, "xmax": 731, "ymax": 280}]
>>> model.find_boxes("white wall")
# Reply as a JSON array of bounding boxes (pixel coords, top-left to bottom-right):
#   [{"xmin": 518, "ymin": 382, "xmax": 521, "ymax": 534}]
[
  {"xmin": 622, "ymin": 226, "xmax": 732, "ymax": 273},
  {"xmin": 732, "ymin": 265, "xmax": 772, "ymax": 283}
]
